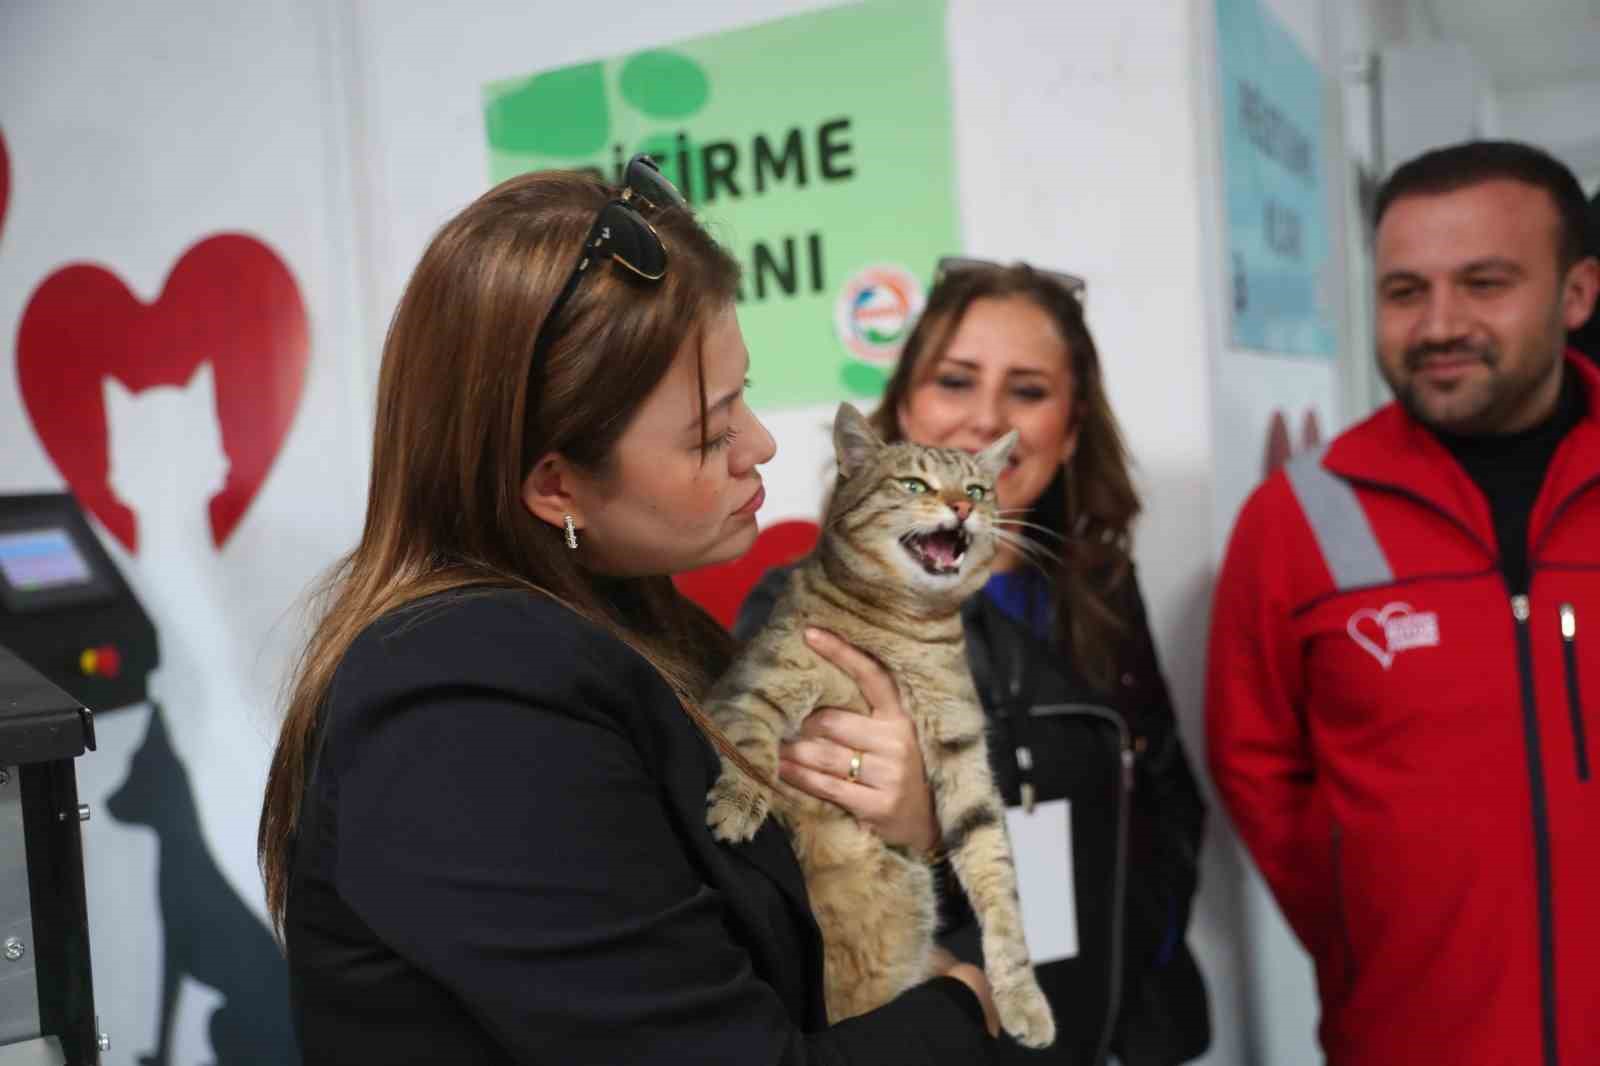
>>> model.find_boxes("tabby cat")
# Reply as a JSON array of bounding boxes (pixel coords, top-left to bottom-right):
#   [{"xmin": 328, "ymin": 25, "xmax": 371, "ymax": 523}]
[{"xmin": 705, "ymin": 402, "xmax": 1055, "ymax": 1048}]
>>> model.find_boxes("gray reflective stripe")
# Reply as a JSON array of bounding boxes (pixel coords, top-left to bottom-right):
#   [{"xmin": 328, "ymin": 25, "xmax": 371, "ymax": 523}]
[{"xmin": 1284, "ymin": 447, "xmax": 1393, "ymax": 591}]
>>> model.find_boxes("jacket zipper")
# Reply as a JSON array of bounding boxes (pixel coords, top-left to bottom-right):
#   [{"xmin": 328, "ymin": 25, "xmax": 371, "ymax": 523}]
[
  {"xmin": 1511, "ymin": 593, "xmax": 1560, "ymax": 1066},
  {"xmin": 1029, "ymin": 702, "xmax": 1132, "ymax": 1066},
  {"xmin": 1561, "ymin": 604, "xmax": 1589, "ymax": 782}
]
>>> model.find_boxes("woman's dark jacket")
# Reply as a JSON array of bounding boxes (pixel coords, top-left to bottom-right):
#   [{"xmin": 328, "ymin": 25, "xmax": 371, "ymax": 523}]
[
  {"xmin": 737, "ymin": 565, "xmax": 1210, "ymax": 1065},
  {"xmin": 286, "ymin": 589, "xmax": 994, "ymax": 1064}
]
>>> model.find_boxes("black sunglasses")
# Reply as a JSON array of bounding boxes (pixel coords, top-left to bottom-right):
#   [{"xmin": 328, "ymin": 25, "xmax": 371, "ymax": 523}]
[
  {"xmin": 529, "ymin": 154, "xmax": 686, "ymax": 371},
  {"xmin": 935, "ymin": 255, "xmax": 1088, "ymax": 305}
]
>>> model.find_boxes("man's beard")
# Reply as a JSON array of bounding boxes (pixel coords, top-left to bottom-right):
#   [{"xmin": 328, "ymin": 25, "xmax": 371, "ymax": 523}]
[{"xmin": 1386, "ymin": 334, "xmax": 1560, "ymax": 436}]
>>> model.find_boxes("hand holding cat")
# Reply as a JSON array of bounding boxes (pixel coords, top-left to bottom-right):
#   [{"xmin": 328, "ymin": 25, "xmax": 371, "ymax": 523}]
[{"xmin": 777, "ymin": 627, "xmax": 942, "ymax": 855}]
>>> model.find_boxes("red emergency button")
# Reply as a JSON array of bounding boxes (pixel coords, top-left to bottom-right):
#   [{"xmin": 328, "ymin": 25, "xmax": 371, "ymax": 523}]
[{"xmin": 79, "ymin": 645, "xmax": 122, "ymax": 679}]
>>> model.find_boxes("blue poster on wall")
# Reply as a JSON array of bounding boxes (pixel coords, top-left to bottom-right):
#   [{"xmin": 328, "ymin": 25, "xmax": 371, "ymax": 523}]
[{"xmin": 1217, "ymin": 0, "xmax": 1336, "ymax": 357}]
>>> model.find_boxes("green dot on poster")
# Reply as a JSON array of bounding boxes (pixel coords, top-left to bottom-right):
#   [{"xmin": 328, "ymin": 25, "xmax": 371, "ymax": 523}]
[
  {"xmin": 485, "ymin": 63, "xmax": 610, "ymax": 157},
  {"xmin": 841, "ymin": 362, "xmax": 889, "ymax": 398},
  {"xmin": 619, "ymin": 51, "xmax": 710, "ymax": 119}
]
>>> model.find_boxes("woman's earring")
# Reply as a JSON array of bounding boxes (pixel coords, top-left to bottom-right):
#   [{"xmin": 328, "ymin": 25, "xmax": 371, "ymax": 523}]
[{"xmin": 563, "ymin": 514, "xmax": 579, "ymax": 550}]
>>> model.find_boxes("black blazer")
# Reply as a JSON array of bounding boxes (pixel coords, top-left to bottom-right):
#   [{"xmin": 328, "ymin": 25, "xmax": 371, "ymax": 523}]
[{"xmin": 286, "ymin": 589, "xmax": 992, "ymax": 1064}]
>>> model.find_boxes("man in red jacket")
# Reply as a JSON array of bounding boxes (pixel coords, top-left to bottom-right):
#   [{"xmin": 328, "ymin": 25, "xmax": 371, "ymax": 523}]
[{"xmin": 1208, "ymin": 140, "xmax": 1600, "ymax": 1066}]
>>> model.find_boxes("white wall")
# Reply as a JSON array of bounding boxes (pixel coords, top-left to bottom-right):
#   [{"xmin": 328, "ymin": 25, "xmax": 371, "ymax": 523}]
[{"xmin": 1496, "ymin": 78, "xmax": 1600, "ymax": 184}]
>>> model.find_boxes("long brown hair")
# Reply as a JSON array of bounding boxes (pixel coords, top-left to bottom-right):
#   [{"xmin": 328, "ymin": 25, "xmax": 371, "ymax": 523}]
[
  {"xmin": 871, "ymin": 262, "xmax": 1140, "ymax": 689},
  {"xmin": 258, "ymin": 170, "xmax": 751, "ymax": 933}
]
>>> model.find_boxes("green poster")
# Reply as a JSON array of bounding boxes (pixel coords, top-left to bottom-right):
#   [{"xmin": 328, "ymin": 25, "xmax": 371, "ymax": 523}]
[{"xmin": 483, "ymin": 0, "xmax": 959, "ymax": 410}]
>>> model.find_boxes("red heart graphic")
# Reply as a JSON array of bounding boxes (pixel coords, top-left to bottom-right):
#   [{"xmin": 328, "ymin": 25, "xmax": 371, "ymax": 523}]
[
  {"xmin": 16, "ymin": 234, "xmax": 309, "ymax": 553},
  {"xmin": 675, "ymin": 519, "xmax": 820, "ymax": 629},
  {"xmin": 0, "ymin": 128, "xmax": 10, "ymax": 241}
]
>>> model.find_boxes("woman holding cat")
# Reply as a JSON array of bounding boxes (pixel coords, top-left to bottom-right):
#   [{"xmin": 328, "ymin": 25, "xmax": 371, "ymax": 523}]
[
  {"xmin": 256, "ymin": 160, "xmax": 1002, "ymax": 1063},
  {"xmin": 739, "ymin": 261, "xmax": 1211, "ymax": 1064}
]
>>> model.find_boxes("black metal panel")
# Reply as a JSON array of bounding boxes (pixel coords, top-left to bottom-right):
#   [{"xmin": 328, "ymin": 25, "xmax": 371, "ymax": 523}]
[
  {"xmin": 0, "ymin": 645, "xmax": 99, "ymax": 1065},
  {"xmin": 20, "ymin": 762, "xmax": 97, "ymax": 1066},
  {"xmin": 0, "ymin": 647, "xmax": 92, "ymax": 765}
]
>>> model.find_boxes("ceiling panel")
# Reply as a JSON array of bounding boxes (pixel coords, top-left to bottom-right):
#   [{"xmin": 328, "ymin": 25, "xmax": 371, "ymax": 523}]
[{"xmin": 1425, "ymin": 0, "xmax": 1600, "ymax": 89}]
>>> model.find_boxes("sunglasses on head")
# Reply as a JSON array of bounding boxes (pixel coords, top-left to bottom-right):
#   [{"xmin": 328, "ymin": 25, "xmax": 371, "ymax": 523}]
[
  {"xmin": 934, "ymin": 256, "xmax": 1088, "ymax": 305},
  {"xmin": 529, "ymin": 154, "xmax": 686, "ymax": 371}
]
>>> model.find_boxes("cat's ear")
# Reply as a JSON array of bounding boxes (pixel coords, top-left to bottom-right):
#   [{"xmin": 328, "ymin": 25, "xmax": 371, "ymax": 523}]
[
  {"xmin": 102, "ymin": 376, "xmax": 133, "ymax": 499},
  {"xmin": 185, "ymin": 361, "xmax": 217, "ymax": 404},
  {"xmin": 976, "ymin": 430, "xmax": 1020, "ymax": 481},
  {"xmin": 832, "ymin": 403, "xmax": 882, "ymax": 479},
  {"xmin": 102, "ymin": 374, "xmax": 133, "ymax": 420}
]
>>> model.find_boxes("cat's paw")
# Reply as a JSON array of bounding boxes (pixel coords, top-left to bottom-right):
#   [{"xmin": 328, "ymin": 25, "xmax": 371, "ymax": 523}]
[
  {"xmin": 995, "ymin": 973, "xmax": 1055, "ymax": 1048},
  {"xmin": 706, "ymin": 770, "xmax": 771, "ymax": 843}
]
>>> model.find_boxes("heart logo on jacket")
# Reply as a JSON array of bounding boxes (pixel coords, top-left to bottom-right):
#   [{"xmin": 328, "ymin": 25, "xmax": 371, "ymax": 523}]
[
  {"xmin": 1347, "ymin": 602, "xmax": 1441, "ymax": 669},
  {"xmin": 16, "ymin": 234, "xmax": 309, "ymax": 554}
]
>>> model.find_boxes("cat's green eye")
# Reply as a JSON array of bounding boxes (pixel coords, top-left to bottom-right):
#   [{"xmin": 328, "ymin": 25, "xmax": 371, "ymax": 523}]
[
  {"xmin": 899, "ymin": 478, "xmax": 931, "ymax": 495},
  {"xmin": 966, "ymin": 485, "xmax": 988, "ymax": 502}
]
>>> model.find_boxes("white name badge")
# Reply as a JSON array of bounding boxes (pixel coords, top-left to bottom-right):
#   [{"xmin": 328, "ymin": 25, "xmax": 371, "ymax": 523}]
[{"xmin": 1004, "ymin": 798, "xmax": 1078, "ymax": 962}]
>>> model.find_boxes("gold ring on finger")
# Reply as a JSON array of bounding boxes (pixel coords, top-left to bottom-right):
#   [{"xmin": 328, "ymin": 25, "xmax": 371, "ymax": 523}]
[{"xmin": 847, "ymin": 750, "xmax": 863, "ymax": 783}]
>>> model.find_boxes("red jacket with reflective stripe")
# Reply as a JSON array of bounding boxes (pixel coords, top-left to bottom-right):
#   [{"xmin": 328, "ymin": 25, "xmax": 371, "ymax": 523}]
[{"xmin": 1207, "ymin": 354, "xmax": 1600, "ymax": 1066}]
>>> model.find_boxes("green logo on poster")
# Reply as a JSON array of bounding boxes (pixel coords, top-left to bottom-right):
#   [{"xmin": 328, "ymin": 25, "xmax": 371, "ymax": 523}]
[
  {"xmin": 484, "ymin": 51, "xmax": 713, "ymax": 190},
  {"xmin": 481, "ymin": 1, "xmax": 959, "ymax": 410}
]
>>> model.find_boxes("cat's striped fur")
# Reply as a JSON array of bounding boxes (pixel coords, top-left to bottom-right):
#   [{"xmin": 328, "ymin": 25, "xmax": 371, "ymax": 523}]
[{"xmin": 705, "ymin": 403, "xmax": 1055, "ymax": 1047}]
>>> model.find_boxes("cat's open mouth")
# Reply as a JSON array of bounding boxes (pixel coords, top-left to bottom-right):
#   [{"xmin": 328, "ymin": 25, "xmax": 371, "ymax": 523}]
[{"xmin": 900, "ymin": 525, "xmax": 970, "ymax": 576}]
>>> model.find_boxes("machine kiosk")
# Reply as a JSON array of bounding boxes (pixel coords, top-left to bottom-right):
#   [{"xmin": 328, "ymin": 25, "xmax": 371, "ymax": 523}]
[
  {"xmin": 0, "ymin": 494, "xmax": 156, "ymax": 712},
  {"xmin": 0, "ymin": 493, "xmax": 158, "ymax": 1065}
]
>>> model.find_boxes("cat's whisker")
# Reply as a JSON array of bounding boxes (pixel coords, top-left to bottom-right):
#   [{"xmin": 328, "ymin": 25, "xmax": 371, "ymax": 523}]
[
  {"xmin": 994, "ymin": 541, "xmax": 1051, "ymax": 566},
  {"xmin": 996, "ymin": 523, "xmax": 1057, "ymax": 549},
  {"xmin": 992, "ymin": 545, "xmax": 1058, "ymax": 578},
  {"xmin": 992, "ymin": 518, "xmax": 1068, "ymax": 542},
  {"xmin": 991, "ymin": 528, "xmax": 1060, "ymax": 568}
]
